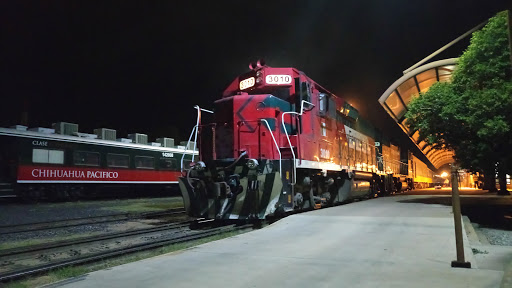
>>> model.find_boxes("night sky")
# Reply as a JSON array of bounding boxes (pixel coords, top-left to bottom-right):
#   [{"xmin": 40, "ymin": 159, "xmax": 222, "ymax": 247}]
[{"xmin": 1, "ymin": 1, "xmax": 508, "ymax": 147}]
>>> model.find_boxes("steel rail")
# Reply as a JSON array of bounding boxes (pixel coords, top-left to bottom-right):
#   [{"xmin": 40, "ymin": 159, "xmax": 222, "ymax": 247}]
[
  {"xmin": 0, "ymin": 220, "xmax": 195, "ymax": 258},
  {"xmin": 0, "ymin": 208, "xmax": 185, "ymax": 234},
  {"xmin": 0, "ymin": 224, "xmax": 252, "ymax": 283}
]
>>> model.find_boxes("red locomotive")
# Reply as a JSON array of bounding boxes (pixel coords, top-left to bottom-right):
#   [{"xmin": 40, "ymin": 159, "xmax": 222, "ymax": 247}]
[{"xmin": 179, "ymin": 61, "xmax": 429, "ymax": 220}]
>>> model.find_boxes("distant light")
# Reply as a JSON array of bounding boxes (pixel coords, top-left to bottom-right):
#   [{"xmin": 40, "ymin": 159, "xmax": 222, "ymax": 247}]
[{"xmin": 441, "ymin": 172, "xmax": 448, "ymax": 177}]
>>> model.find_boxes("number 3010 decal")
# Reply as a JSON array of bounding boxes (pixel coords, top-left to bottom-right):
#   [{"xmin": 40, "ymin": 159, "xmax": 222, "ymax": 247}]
[{"xmin": 265, "ymin": 75, "xmax": 292, "ymax": 85}]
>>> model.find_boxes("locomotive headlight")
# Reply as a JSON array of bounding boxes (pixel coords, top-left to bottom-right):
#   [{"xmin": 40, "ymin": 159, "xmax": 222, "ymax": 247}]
[
  {"xmin": 194, "ymin": 161, "xmax": 206, "ymax": 171},
  {"xmin": 256, "ymin": 71, "xmax": 263, "ymax": 77},
  {"xmin": 246, "ymin": 159, "xmax": 259, "ymax": 169}
]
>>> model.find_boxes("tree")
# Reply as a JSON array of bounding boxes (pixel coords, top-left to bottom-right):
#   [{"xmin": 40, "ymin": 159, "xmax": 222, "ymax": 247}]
[{"xmin": 406, "ymin": 11, "xmax": 512, "ymax": 194}]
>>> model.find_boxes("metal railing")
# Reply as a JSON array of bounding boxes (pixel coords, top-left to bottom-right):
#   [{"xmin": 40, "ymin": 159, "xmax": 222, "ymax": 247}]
[
  {"xmin": 260, "ymin": 119, "xmax": 282, "ymax": 176},
  {"xmin": 181, "ymin": 105, "xmax": 213, "ymax": 173}
]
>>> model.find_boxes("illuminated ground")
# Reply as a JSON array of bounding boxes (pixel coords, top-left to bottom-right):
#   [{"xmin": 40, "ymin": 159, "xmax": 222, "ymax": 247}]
[
  {"xmin": 52, "ymin": 195, "xmax": 505, "ymax": 288},
  {"xmin": 405, "ymin": 187, "xmax": 488, "ymax": 196}
]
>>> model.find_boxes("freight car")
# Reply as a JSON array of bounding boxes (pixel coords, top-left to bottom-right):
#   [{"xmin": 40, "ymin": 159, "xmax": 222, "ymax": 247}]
[
  {"xmin": 409, "ymin": 154, "xmax": 434, "ymax": 189},
  {"xmin": 0, "ymin": 123, "xmax": 196, "ymax": 201},
  {"xmin": 179, "ymin": 61, "xmax": 433, "ymax": 220}
]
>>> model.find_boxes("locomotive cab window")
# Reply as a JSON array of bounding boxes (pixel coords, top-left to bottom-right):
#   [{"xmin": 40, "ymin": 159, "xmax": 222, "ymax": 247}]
[
  {"xmin": 107, "ymin": 153, "xmax": 130, "ymax": 168},
  {"xmin": 74, "ymin": 151, "xmax": 100, "ymax": 166},
  {"xmin": 135, "ymin": 156, "xmax": 155, "ymax": 169},
  {"xmin": 32, "ymin": 148, "xmax": 64, "ymax": 164}
]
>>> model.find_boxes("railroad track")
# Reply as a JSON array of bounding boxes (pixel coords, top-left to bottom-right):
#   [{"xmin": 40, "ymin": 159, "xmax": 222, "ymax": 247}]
[
  {"xmin": 0, "ymin": 219, "xmax": 254, "ymax": 282},
  {"xmin": 0, "ymin": 207, "xmax": 186, "ymax": 234}
]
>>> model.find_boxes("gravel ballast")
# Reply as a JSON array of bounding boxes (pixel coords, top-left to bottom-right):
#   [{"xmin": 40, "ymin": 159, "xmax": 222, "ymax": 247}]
[
  {"xmin": 0, "ymin": 197, "xmax": 184, "ymax": 247},
  {"xmin": 478, "ymin": 227, "xmax": 512, "ymax": 246},
  {"xmin": 0, "ymin": 197, "xmax": 183, "ymax": 226}
]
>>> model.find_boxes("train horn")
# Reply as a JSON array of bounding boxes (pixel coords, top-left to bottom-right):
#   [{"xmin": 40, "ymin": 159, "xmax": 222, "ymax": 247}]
[
  {"xmin": 256, "ymin": 59, "xmax": 265, "ymax": 68},
  {"xmin": 249, "ymin": 59, "xmax": 266, "ymax": 70}
]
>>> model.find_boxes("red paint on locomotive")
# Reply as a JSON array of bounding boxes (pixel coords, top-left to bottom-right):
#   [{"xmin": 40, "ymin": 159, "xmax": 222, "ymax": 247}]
[{"xmin": 180, "ymin": 63, "xmax": 421, "ymax": 220}]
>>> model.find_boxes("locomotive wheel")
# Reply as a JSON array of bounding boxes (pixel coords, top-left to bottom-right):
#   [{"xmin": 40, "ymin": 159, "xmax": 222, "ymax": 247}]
[
  {"xmin": 309, "ymin": 186, "xmax": 321, "ymax": 209},
  {"xmin": 396, "ymin": 182, "xmax": 403, "ymax": 193},
  {"xmin": 370, "ymin": 179, "xmax": 379, "ymax": 198}
]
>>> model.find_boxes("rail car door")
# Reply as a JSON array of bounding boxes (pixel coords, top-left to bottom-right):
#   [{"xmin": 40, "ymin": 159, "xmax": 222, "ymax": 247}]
[
  {"xmin": 0, "ymin": 136, "xmax": 17, "ymax": 182},
  {"xmin": 0, "ymin": 151, "xmax": 8, "ymax": 181}
]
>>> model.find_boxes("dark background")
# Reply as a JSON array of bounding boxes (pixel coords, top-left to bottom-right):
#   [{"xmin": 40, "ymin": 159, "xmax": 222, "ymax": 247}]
[{"xmin": 0, "ymin": 1, "xmax": 508, "ymax": 147}]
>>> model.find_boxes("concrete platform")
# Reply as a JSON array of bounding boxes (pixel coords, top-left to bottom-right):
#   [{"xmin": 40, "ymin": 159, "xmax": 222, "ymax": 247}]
[{"xmin": 49, "ymin": 195, "xmax": 507, "ymax": 288}]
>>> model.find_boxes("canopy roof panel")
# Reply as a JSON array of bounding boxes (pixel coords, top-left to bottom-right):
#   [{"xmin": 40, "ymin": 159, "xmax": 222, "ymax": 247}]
[{"xmin": 378, "ymin": 58, "xmax": 457, "ymax": 170}]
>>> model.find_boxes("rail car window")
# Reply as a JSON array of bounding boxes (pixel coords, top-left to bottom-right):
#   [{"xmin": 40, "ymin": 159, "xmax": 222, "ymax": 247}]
[
  {"xmin": 159, "ymin": 158, "xmax": 177, "ymax": 170},
  {"xmin": 74, "ymin": 151, "xmax": 100, "ymax": 166},
  {"xmin": 107, "ymin": 154, "xmax": 130, "ymax": 168},
  {"xmin": 135, "ymin": 156, "xmax": 154, "ymax": 169},
  {"xmin": 182, "ymin": 159, "xmax": 192, "ymax": 169},
  {"xmin": 33, "ymin": 149, "xmax": 64, "ymax": 164},
  {"xmin": 33, "ymin": 149, "xmax": 48, "ymax": 163},
  {"xmin": 49, "ymin": 150, "xmax": 64, "ymax": 164}
]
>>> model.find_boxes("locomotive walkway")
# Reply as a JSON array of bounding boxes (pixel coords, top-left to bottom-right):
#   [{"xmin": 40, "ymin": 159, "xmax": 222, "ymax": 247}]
[{"xmin": 49, "ymin": 194, "xmax": 510, "ymax": 288}]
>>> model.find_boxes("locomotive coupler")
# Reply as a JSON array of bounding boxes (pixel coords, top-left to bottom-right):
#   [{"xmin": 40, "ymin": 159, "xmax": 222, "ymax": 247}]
[
  {"xmin": 246, "ymin": 174, "xmax": 260, "ymax": 219},
  {"xmin": 227, "ymin": 174, "xmax": 242, "ymax": 198}
]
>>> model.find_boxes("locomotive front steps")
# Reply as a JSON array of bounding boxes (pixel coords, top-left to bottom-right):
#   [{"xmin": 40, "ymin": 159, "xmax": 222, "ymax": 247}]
[{"xmin": 279, "ymin": 147, "xmax": 297, "ymax": 159}]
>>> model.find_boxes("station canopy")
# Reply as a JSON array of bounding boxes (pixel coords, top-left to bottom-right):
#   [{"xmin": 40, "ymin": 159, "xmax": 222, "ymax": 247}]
[{"xmin": 378, "ymin": 58, "xmax": 457, "ymax": 170}]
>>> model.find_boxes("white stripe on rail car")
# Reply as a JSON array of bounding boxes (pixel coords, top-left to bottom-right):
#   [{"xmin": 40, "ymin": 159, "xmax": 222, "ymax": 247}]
[{"xmin": 17, "ymin": 180, "xmax": 179, "ymax": 184}]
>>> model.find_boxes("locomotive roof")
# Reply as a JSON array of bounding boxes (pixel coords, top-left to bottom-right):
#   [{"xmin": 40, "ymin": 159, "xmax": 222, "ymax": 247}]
[{"xmin": 0, "ymin": 127, "xmax": 197, "ymax": 154}]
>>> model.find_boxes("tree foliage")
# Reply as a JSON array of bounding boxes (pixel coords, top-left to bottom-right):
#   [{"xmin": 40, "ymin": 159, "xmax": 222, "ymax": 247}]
[{"xmin": 405, "ymin": 11, "xmax": 512, "ymax": 190}]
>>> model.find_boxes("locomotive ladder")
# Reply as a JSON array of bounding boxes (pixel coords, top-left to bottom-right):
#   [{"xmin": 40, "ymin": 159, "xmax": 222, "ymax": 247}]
[{"xmin": 282, "ymin": 100, "xmax": 314, "ymax": 185}]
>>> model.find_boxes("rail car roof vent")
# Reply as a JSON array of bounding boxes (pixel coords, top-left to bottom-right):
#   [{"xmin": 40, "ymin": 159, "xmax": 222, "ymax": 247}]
[
  {"xmin": 128, "ymin": 133, "xmax": 148, "ymax": 145},
  {"xmin": 94, "ymin": 128, "xmax": 117, "ymax": 141},
  {"xmin": 73, "ymin": 132, "xmax": 98, "ymax": 139},
  {"xmin": 52, "ymin": 122, "xmax": 79, "ymax": 136},
  {"xmin": 28, "ymin": 127, "xmax": 55, "ymax": 134},
  {"xmin": 116, "ymin": 138, "xmax": 133, "ymax": 143},
  {"xmin": 180, "ymin": 141, "xmax": 195, "ymax": 150},
  {"xmin": 156, "ymin": 137, "xmax": 174, "ymax": 148},
  {"xmin": 10, "ymin": 125, "xmax": 27, "ymax": 131}
]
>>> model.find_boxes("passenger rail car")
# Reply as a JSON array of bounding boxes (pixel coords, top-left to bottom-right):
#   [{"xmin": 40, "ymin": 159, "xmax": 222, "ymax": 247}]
[
  {"xmin": 179, "ymin": 61, "xmax": 434, "ymax": 220},
  {"xmin": 0, "ymin": 125, "xmax": 196, "ymax": 200}
]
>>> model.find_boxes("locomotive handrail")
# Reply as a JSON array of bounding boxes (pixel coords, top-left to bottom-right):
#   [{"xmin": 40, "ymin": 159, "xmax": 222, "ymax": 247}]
[
  {"xmin": 181, "ymin": 105, "xmax": 214, "ymax": 173},
  {"xmin": 260, "ymin": 119, "xmax": 282, "ymax": 176},
  {"xmin": 281, "ymin": 100, "xmax": 314, "ymax": 185}
]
